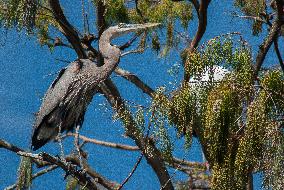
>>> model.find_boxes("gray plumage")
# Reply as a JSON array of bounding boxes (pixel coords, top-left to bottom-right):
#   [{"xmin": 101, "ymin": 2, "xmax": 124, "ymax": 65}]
[{"xmin": 31, "ymin": 23, "xmax": 160, "ymax": 150}]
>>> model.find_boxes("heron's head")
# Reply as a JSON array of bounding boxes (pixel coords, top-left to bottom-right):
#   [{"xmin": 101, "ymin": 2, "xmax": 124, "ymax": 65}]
[
  {"xmin": 99, "ymin": 23, "xmax": 160, "ymax": 61},
  {"xmin": 106, "ymin": 23, "xmax": 160, "ymax": 40}
]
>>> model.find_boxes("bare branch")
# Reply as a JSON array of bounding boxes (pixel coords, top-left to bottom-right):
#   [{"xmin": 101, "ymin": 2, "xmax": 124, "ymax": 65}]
[
  {"xmin": 232, "ymin": 13, "xmax": 267, "ymax": 24},
  {"xmin": 117, "ymin": 153, "xmax": 143, "ymax": 190},
  {"xmin": 119, "ymin": 32, "xmax": 142, "ymax": 50},
  {"xmin": 273, "ymin": 37, "xmax": 284, "ymax": 72},
  {"xmin": 115, "ymin": 67, "xmax": 155, "ymax": 97},
  {"xmin": 255, "ymin": 20, "xmax": 282, "ymax": 75},
  {"xmin": 48, "ymin": 0, "xmax": 87, "ymax": 58},
  {"xmin": 67, "ymin": 155, "xmax": 119, "ymax": 189},
  {"xmin": 0, "ymin": 139, "xmax": 118, "ymax": 190},
  {"xmin": 64, "ymin": 133, "xmax": 140, "ymax": 151}
]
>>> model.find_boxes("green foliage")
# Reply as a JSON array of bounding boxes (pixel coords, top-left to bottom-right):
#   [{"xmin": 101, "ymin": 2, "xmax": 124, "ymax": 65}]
[
  {"xmin": 151, "ymin": 87, "xmax": 173, "ymax": 160},
  {"xmin": 0, "ymin": 0, "xmax": 39, "ymax": 33},
  {"xmin": 128, "ymin": 0, "xmax": 192, "ymax": 54},
  {"xmin": 17, "ymin": 156, "xmax": 32, "ymax": 190},
  {"xmin": 258, "ymin": 71, "xmax": 284, "ymax": 189},
  {"xmin": 101, "ymin": 0, "xmax": 129, "ymax": 24},
  {"xmin": 169, "ymin": 84, "xmax": 195, "ymax": 148},
  {"xmin": 205, "ymin": 81, "xmax": 241, "ymax": 164},
  {"xmin": 152, "ymin": 34, "xmax": 284, "ymax": 189},
  {"xmin": 128, "ymin": 0, "xmax": 192, "ymax": 26},
  {"xmin": 234, "ymin": 0, "xmax": 266, "ymax": 35},
  {"xmin": 0, "ymin": 0, "xmax": 60, "ymax": 50}
]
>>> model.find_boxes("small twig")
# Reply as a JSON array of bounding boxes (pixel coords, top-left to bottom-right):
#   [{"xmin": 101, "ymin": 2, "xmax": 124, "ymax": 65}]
[
  {"xmin": 232, "ymin": 13, "xmax": 267, "ymax": 24},
  {"xmin": 121, "ymin": 48, "xmax": 145, "ymax": 57},
  {"xmin": 116, "ymin": 152, "xmax": 143, "ymax": 190},
  {"xmin": 119, "ymin": 32, "xmax": 142, "ymax": 50},
  {"xmin": 74, "ymin": 125, "xmax": 84, "ymax": 171},
  {"xmin": 57, "ymin": 122, "xmax": 65, "ymax": 160}
]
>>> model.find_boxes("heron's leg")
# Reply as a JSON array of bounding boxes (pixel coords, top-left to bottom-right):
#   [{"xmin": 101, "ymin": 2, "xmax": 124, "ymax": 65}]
[
  {"xmin": 57, "ymin": 122, "xmax": 66, "ymax": 162},
  {"xmin": 74, "ymin": 124, "xmax": 85, "ymax": 173}
]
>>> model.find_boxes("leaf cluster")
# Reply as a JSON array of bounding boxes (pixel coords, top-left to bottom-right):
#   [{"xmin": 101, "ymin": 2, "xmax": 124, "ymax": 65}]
[{"xmin": 234, "ymin": 0, "xmax": 267, "ymax": 35}]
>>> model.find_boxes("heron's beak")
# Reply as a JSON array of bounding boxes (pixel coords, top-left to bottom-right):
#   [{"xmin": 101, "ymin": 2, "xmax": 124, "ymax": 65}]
[
  {"xmin": 119, "ymin": 23, "xmax": 160, "ymax": 30},
  {"xmin": 115, "ymin": 23, "xmax": 160, "ymax": 36}
]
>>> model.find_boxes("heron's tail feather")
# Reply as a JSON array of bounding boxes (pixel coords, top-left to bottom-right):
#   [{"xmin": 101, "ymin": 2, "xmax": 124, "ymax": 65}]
[{"xmin": 31, "ymin": 122, "xmax": 58, "ymax": 151}]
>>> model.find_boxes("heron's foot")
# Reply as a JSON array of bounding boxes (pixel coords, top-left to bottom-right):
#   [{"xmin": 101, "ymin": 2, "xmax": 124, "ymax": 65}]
[{"xmin": 78, "ymin": 168, "xmax": 87, "ymax": 175}]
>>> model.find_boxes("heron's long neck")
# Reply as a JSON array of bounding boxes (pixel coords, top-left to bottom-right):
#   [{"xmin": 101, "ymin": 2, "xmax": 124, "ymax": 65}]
[{"xmin": 97, "ymin": 42, "xmax": 120, "ymax": 80}]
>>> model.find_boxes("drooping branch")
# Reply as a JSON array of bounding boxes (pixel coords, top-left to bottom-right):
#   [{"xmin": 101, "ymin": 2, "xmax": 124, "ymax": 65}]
[
  {"xmin": 254, "ymin": 1, "xmax": 284, "ymax": 75},
  {"xmin": 189, "ymin": 0, "xmax": 211, "ymax": 50},
  {"xmin": 179, "ymin": 0, "xmax": 211, "ymax": 81}
]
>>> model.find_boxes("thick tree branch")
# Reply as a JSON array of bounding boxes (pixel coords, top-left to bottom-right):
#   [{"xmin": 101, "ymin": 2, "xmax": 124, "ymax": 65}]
[
  {"xmin": 99, "ymin": 79, "xmax": 174, "ymax": 190},
  {"xmin": 48, "ymin": 0, "xmax": 86, "ymax": 58},
  {"xmin": 255, "ymin": 1, "xmax": 284, "ymax": 75},
  {"xmin": 189, "ymin": 0, "xmax": 211, "ymax": 50},
  {"xmin": 275, "ymin": 0, "xmax": 284, "ymax": 21},
  {"xmin": 183, "ymin": 0, "xmax": 211, "ymax": 81},
  {"xmin": 255, "ymin": 19, "xmax": 282, "ymax": 75}
]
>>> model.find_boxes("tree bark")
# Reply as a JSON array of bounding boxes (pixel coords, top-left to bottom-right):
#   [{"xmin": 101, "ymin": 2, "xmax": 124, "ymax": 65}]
[{"xmin": 99, "ymin": 79, "xmax": 174, "ymax": 190}]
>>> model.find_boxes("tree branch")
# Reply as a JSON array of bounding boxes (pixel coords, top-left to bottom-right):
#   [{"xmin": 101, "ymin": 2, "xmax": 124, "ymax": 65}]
[
  {"xmin": 99, "ymin": 79, "xmax": 174, "ymax": 190},
  {"xmin": 64, "ymin": 133, "xmax": 140, "ymax": 151},
  {"xmin": 119, "ymin": 32, "xmax": 142, "ymax": 50},
  {"xmin": 115, "ymin": 67, "xmax": 155, "ymax": 97},
  {"xmin": 0, "ymin": 138, "xmax": 119, "ymax": 190},
  {"xmin": 117, "ymin": 153, "xmax": 143, "ymax": 190},
  {"xmin": 255, "ymin": 19, "xmax": 282, "ymax": 75},
  {"xmin": 274, "ymin": 36, "xmax": 284, "ymax": 72},
  {"xmin": 48, "ymin": 0, "xmax": 86, "ymax": 58},
  {"xmin": 183, "ymin": 0, "xmax": 211, "ymax": 81}
]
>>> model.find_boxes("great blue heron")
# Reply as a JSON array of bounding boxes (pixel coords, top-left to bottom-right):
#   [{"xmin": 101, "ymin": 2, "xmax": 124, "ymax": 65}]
[{"xmin": 31, "ymin": 23, "xmax": 159, "ymax": 150}]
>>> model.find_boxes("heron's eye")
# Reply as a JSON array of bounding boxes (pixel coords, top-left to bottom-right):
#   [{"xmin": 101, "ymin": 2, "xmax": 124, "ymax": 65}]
[{"xmin": 118, "ymin": 23, "xmax": 125, "ymax": 28}]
